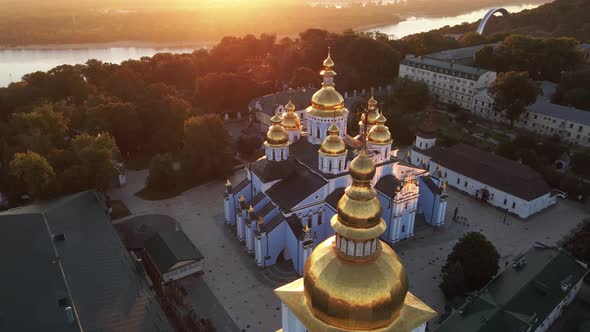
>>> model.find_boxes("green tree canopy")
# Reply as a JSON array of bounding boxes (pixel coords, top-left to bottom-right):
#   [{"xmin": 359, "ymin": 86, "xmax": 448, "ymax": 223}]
[
  {"xmin": 9, "ymin": 150, "xmax": 55, "ymax": 199},
  {"xmin": 473, "ymin": 45, "xmax": 496, "ymax": 70},
  {"xmin": 440, "ymin": 232, "xmax": 500, "ymax": 299},
  {"xmin": 10, "ymin": 103, "xmax": 69, "ymax": 154},
  {"xmin": 68, "ymin": 133, "xmax": 118, "ymax": 192},
  {"xmin": 147, "ymin": 153, "xmax": 177, "ymax": 192},
  {"xmin": 393, "ymin": 77, "xmax": 432, "ymax": 112},
  {"xmin": 490, "ymin": 71, "xmax": 541, "ymax": 125},
  {"xmin": 458, "ymin": 32, "xmax": 487, "ymax": 47},
  {"xmin": 289, "ymin": 67, "xmax": 317, "ymax": 88},
  {"xmin": 182, "ymin": 115, "xmax": 234, "ymax": 181}
]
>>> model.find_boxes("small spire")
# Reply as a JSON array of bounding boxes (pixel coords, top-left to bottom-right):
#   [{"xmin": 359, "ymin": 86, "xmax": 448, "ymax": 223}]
[
  {"xmin": 257, "ymin": 216, "xmax": 264, "ymax": 225},
  {"xmin": 225, "ymin": 179, "xmax": 231, "ymax": 187},
  {"xmin": 239, "ymin": 195, "xmax": 245, "ymax": 202},
  {"xmin": 248, "ymin": 205, "xmax": 254, "ymax": 213},
  {"xmin": 323, "ymin": 47, "xmax": 335, "ymax": 68}
]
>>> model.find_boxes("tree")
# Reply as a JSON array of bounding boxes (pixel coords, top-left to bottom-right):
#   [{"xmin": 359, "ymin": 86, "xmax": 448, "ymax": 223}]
[
  {"xmin": 440, "ymin": 261, "xmax": 466, "ymax": 300},
  {"xmin": 86, "ymin": 102, "xmax": 142, "ymax": 156},
  {"xmin": 458, "ymin": 32, "xmax": 487, "ymax": 47},
  {"xmin": 182, "ymin": 115, "xmax": 234, "ymax": 181},
  {"xmin": 440, "ymin": 232, "xmax": 499, "ymax": 299},
  {"xmin": 10, "ymin": 103, "xmax": 69, "ymax": 153},
  {"xmin": 473, "ymin": 45, "xmax": 496, "ymax": 70},
  {"xmin": 67, "ymin": 133, "xmax": 118, "ymax": 192},
  {"xmin": 494, "ymin": 35, "xmax": 585, "ymax": 82},
  {"xmin": 236, "ymin": 135, "xmax": 263, "ymax": 159},
  {"xmin": 572, "ymin": 153, "xmax": 590, "ymax": 178},
  {"xmin": 147, "ymin": 153, "xmax": 176, "ymax": 192},
  {"xmin": 393, "ymin": 77, "xmax": 431, "ymax": 112},
  {"xmin": 9, "ymin": 150, "xmax": 55, "ymax": 199},
  {"xmin": 553, "ymin": 68, "xmax": 590, "ymax": 111},
  {"xmin": 490, "ymin": 71, "xmax": 541, "ymax": 125},
  {"xmin": 289, "ymin": 67, "xmax": 317, "ymax": 88}
]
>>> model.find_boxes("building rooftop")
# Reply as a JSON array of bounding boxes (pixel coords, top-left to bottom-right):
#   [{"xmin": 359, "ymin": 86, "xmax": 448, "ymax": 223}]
[
  {"xmin": 436, "ymin": 245, "xmax": 589, "ymax": 332},
  {"xmin": 425, "ymin": 43, "xmax": 497, "ymax": 64},
  {"xmin": 527, "ymin": 81, "xmax": 590, "ymax": 126},
  {"xmin": 0, "ymin": 191, "xmax": 173, "ymax": 332},
  {"xmin": 414, "ymin": 143, "xmax": 551, "ymax": 201},
  {"xmin": 266, "ymin": 162, "xmax": 327, "ymax": 212},
  {"xmin": 401, "ymin": 56, "xmax": 491, "ymax": 79},
  {"xmin": 375, "ymin": 174, "xmax": 402, "ymax": 199},
  {"xmin": 249, "ymin": 88, "xmax": 318, "ymax": 116},
  {"xmin": 145, "ymin": 230, "xmax": 204, "ymax": 274}
]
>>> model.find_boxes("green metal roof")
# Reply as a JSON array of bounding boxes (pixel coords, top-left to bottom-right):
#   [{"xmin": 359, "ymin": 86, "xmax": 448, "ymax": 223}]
[
  {"xmin": 401, "ymin": 56, "xmax": 490, "ymax": 79},
  {"xmin": 145, "ymin": 230, "xmax": 204, "ymax": 273},
  {"xmin": 0, "ymin": 191, "xmax": 173, "ymax": 332},
  {"xmin": 436, "ymin": 246, "xmax": 589, "ymax": 332}
]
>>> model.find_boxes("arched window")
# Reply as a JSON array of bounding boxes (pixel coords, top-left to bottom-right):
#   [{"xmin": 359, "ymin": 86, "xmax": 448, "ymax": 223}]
[
  {"xmin": 307, "ymin": 215, "xmax": 313, "ymax": 228},
  {"xmin": 328, "ymin": 161, "xmax": 332, "ymax": 172},
  {"xmin": 316, "ymin": 126, "xmax": 320, "ymax": 138},
  {"xmin": 280, "ymin": 149, "xmax": 284, "ymax": 160},
  {"xmin": 347, "ymin": 241, "xmax": 355, "ymax": 256},
  {"xmin": 272, "ymin": 149, "xmax": 276, "ymax": 160},
  {"xmin": 356, "ymin": 242, "xmax": 363, "ymax": 256},
  {"xmin": 317, "ymin": 211, "xmax": 322, "ymax": 225},
  {"xmin": 338, "ymin": 160, "xmax": 342, "ymax": 171}
]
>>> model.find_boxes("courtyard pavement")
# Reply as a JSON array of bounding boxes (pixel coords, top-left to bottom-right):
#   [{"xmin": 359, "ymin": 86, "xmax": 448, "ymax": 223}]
[
  {"xmin": 111, "ymin": 169, "xmax": 589, "ymax": 331},
  {"xmin": 111, "ymin": 169, "xmax": 282, "ymax": 332}
]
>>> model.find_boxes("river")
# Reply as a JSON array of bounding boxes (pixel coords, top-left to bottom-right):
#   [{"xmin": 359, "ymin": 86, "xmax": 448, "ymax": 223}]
[
  {"xmin": 366, "ymin": 3, "xmax": 544, "ymax": 38},
  {"xmin": 0, "ymin": 3, "xmax": 545, "ymax": 88}
]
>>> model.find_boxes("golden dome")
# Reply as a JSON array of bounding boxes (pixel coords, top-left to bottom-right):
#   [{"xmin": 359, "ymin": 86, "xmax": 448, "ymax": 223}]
[
  {"xmin": 281, "ymin": 98, "xmax": 301, "ymax": 130},
  {"xmin": 266, "ymin": 114, "xmax": 289, "ymax": 145},
  {"xmin": 304, "ymin": 238, "xmax": 409, "ymax": 330},
  {"xmin": 310, "ymin": 86, "xmax": 346, "ymax": 114},
  {"xmin": 303, "ymin": 146, "xmax": 410, "ymax": 329},
  {"xmin": 360, "ymin": 109, "xmax": 380, "ymax": 127},
  {"xmin": 367, "ymin": 113, "xmax": 392, "ymax": 145},
  {"xmin": 368, "ymin": 95, "xmax": 378, "ymax": 109},
  {"xmin": 308, "ymin": 48, "xmax": 349, "ymax": 118},
  {"xmin": 319, "ymin": 124, "xmax": 346, "ymax": 156}
]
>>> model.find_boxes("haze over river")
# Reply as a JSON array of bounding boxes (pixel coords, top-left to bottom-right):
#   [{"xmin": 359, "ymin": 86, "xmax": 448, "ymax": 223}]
[{"xmin": 0, "ymin": 3, "xmax": 544, "ymax": 87}]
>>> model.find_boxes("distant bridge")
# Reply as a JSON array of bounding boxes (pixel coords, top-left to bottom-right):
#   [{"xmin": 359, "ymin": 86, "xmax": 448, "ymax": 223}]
[{"xmin": 476, "ymin": 7, "xmax": 509, "ymax": 35}]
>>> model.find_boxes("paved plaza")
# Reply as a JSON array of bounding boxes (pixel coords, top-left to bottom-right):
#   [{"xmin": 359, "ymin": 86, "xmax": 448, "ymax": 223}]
[{"xmin": 112, "ymin": 169, "xmax": 589, "ymax": 331}]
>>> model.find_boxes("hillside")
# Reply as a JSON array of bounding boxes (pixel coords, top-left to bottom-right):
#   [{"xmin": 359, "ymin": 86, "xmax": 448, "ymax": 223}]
[{"xmin": 436, "ymin": 0, "xmax": 590, "ymax": 42}]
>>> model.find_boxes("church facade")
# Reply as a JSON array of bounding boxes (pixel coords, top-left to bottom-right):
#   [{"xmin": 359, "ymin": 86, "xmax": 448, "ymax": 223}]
[{"xmin": 224, "ymin": 51, "xmax": 448, "ymax": 276}]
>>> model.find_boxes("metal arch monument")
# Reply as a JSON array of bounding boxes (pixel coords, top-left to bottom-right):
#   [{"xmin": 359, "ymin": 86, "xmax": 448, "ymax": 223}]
[{"xmin": 476, "ymin": 7, "xmax": 509, "ymax": 34}]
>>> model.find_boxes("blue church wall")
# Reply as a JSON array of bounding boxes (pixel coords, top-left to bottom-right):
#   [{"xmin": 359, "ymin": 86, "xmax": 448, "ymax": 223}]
[
  {"xmin": 417, "ymin": 177, "xmax": 446, "ymax": 226},
  {"xmin": 376, "ymin": 192, "xmax": 394, "ymax": 242},
  {"xmin": 265, "ymin": 221, "xmax": 288, "ymax": 267},
  {"xmin": 284, "ymin": 226, "xmax": 304, "ymax": 274}
]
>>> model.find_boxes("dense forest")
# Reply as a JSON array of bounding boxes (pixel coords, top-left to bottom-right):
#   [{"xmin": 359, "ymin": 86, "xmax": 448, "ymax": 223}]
[
  {"xmin": 0, "ymin": 29, "xmax": 405, "ymax": 204},
  {"xmin": 0, "ymin": 0, "xmax": 546, "ymax": 46},
  {"xmin": 437, "ymin": 0, "xmax": 590, "ymax": 42}
]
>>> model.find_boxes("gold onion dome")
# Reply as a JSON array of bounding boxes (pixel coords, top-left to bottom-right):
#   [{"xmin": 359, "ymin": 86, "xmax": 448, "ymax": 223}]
[
  {"xmin": 308, "ymin": 49, "xmax": 348, "ymax": 118},
  {"xmin": 368, "ymin": 95, "xmax": 378, "ymax": 109},
  {"xmin": 281, "ymin": 98, "xmax": 301, "ymax": 130},
  {"xmin": 266, "ymin": 114, "xmax": 289, "ymax": 145},
  {"xmin": 319, "ymin": 124, "xmax": 346, "ymax": 156},
  {"xmin": 368, "ymin": 113, "xmax": 392, "ymax": 145},
  {"xmin": 303, "ymin": 147, "xmax": 409, "ymax": 330}
]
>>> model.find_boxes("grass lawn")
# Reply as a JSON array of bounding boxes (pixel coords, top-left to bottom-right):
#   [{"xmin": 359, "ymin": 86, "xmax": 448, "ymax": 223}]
[{"xmin": 110, "ymin": 200, "xmax": 131, "ymax": 220}]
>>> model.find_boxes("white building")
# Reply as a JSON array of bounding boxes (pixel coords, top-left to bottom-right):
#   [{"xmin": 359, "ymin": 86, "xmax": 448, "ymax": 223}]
[
  {"xmin": 472, "ymin": 81, "xmax": 590, "ymax": 147},
  {"xmin": 436, "ymin": 245, "xmax": 589, "ymax": 332},
  {"xmin": 410, "ymin": 115, "xmax": 557, "ymax": 219},
  {"xmin": 399, "ymin": 55, "xmax": 496, "ymax": 110}
]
